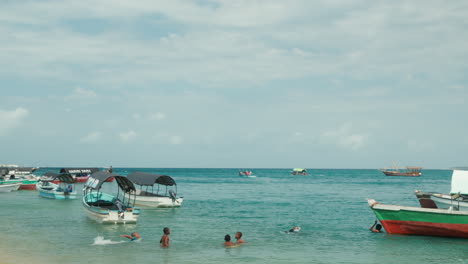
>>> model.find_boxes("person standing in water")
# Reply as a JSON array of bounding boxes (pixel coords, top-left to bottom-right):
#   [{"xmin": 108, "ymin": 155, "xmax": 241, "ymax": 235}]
[
  {"xmin": 160, "ymin": 227, "xmax": 170, "ymax": 247},
  {"xmin": 235, "ymin": 232, "xmax": 245, "ymax": 244}
]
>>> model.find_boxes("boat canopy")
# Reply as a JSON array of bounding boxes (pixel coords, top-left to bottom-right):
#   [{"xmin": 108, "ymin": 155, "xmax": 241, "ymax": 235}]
[
  {"xmin": 41, "ymin": 172, "xmax": 75, "ymax": 183},
  {"xmin": 60, "ymin": 168, "xmax": 99, "ymax": 174},
  {"xmin": 450, "ymin": 170, "xmax": 468, "ymax": 195},
  {"xmin": 0, "ymin": 168, "xmax": 9, "ymax": 176},
  {"xmin": 127, "ymin": 172, "xmax": 176, "ymax": 186},
  {"xmin": 293, "ymin": 168, "xmax": 306, "ymax": 172},
  {"xmin": 85, "ymin": 171, "xmax": 135, "ymax": 193}
]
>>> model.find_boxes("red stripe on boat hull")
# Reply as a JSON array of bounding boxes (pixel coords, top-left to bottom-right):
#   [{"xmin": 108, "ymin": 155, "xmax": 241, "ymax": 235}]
[
  {"xmin": 18, "ymin": 184, "xmax": 36, "ymax": 190},
  {"xmin": 381, "ymin": 220, "xmax": 468, "ymax": 238}
]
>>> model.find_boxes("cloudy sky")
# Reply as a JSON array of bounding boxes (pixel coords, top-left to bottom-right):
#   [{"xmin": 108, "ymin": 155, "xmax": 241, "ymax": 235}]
[{"xmin": 1, "ymin": 0, "xmax": 467, "ymax": 168}]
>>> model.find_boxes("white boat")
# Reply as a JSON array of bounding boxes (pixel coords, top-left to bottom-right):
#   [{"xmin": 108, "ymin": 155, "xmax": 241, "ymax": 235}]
[
  {"xmin": 36, "ymin": 172, "xmax": 77, "ymax": 199},
  {"xmin": 127, "ymin": 172, "xmax": 184, "ymax": 208},
  {"xmin": 82, "ymin": 171, "xmax": 140, "ymax": 224},
  {"xmin": 0, "ymin": 182, "xmax": 21, "ymax": 192}
]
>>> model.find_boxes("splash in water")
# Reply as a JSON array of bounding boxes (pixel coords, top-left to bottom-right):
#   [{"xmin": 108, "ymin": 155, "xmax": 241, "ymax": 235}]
[{"xmin": 92, "ymin": 236, "xmax": 125, "ymax": 245}]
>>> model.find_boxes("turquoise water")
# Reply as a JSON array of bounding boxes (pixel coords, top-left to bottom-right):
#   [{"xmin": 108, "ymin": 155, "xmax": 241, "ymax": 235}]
[{"xmin": 1, "ymin": 168, "xmax": 467, "ymax": 264}]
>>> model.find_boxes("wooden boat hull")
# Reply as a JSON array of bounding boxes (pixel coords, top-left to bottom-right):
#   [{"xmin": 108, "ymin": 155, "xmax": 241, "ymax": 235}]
[
  {"xmin": 414, "ymin": 190, "xmax": 438, "ymax": 208},
  {"xmin": 382, "ymin": 171, "xmax": 421, "ymax": 177},
  {"xmin": 368, "ymin": 199, "xmax": 468, "ymax": 238}
]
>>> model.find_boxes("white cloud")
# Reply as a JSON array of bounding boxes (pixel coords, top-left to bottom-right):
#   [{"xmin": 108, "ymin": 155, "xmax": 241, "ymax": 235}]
[
  {"xmin": 80, "ymin": 131, "xmax": 101, "ymax": 143},
  {"xmin": 0, "ymin": 107, "xmax": 29, "ymax": 135},
  {"xmin": 65, "ymin": 87, "xmax": 97, "ymax": 101},
  {"xmin": 320, "ymin": 123, "xmax": 368, "ymax": 151},
  {"xmin": 149, "ymin": 112, "xmax": 166, "ymax": 121},
  {"xmin": 119, "ymin": 130, "xmax": 137, "ymax": 142}
]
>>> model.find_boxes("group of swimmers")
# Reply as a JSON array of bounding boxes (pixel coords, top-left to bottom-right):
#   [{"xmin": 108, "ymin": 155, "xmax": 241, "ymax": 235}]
[
  {"xmin": 223, "ymin": 232, "xmax": 246, "ymax": 248},
  {"xmin": 119, "ymin": 226, "xmax": 305, "ymax": 248}
]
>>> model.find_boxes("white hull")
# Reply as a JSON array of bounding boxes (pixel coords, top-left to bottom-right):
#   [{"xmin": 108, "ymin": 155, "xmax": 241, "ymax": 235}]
[
  {"xmin": 36, "ymin": 182, "xmax": 77, "ymax": 199},
  {"xmin": 430, "ymin": 193, "xmax": 468, "ymax": 211},
  {"xmin": 84, "ymin": 207, "xmax": 139, "ymax": 224},
  {"xmin": 134, "ymin": 195, "xmax": 183, "ymax": 208},
  {"xmin": 0, "ymin": 183, "xmax": 21, "ymax": 192}
]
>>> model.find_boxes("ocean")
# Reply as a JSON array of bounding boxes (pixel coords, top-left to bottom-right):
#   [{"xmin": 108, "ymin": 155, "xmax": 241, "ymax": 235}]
[{"xmin": 1, "ymin": 168, "xmax": 465, "ymax": 264}]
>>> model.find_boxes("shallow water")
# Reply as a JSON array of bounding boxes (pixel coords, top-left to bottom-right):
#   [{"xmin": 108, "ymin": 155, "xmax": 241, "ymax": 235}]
[{"xmin": 1, "ymin": 168, "xmax": 464, "ymax": 264}]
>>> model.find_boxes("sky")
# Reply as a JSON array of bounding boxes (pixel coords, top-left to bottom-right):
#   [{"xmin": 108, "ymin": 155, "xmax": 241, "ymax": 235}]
[{"xmin": 1, "ymin": 0, "xmax": 468, "ymax": 169}]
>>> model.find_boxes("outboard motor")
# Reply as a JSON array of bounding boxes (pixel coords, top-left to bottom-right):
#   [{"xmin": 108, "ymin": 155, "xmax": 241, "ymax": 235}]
[{"xmin": 169, "ymin": 189, "xmax": 177, "ymax": 200}]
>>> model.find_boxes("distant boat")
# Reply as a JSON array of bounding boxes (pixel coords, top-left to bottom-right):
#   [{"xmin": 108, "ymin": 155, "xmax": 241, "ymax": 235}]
[
  {"xmin": 291, "ymin": 168, "xmax": 308, "ymax": 175},
  {"xmin": 82, "ymin": 171, "xmax": 140, "ymax": 224},
  {"xmin": 368, "ymin": 198, "xmax": 468, "ymax": 238},
  {"xmin": 239, "ymin": 170, "xmax": 253, "ymax": 177},
  {"xmin": 380, "ymin": 166, "xmax": 422, "ymax": 176},
  {"xmin": 59, "ymin": 168, "xmax": 100, "ymax": 183},
  {"xmin": 415, "ymin": 169, "xmax": 468, "ymax": 210},
  {"xmin": 37, "ymin": 172, "xmax": 77, "ymax": 199},
  {"xmin": 0, "ymin": 168, "xmax": 38, "ymax": 190},
  {"xmin": 127, "ymin": 172, "xmax": 184, "ymax": 208}
]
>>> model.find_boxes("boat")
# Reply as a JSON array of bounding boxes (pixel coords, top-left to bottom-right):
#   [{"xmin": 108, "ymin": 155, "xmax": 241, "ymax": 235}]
[
  {"xmin": 238, "ymin": 170, "xmax": 253, "ymax": 177},
  {"xmin": 59, "ymin": 168, "xmax": 100, "ymax": 183},
  {"xmin": 36, "ymin": 172, "xmax": 77, "ymax": 199},
  {"xmin": 368, "ymin": 198, "xmax": 468, "ymax": 238},
  {"xmin": 415, "ymin": 169, "xmax": 468, "ymax": 210},
  {"xmin": 291, "ymin": 168, "xmax": 308, "ymax": 175},
  {"xmin": 82, "ymin": 171, "xmax": 140, "ymax": 224},
  {"xmin": 127, "ymin": 172, "xmax": 184, "ymax": 208},
  {"xmin": 0, "ymin": 167, "xmax": 38, "ymax": 190},
  {"xmin": 0, "ymin": 182, "xmax": 21, "ymax": 192},
  {"xmin": 380, "ymin": 166, "xmax": 422, "ymax": 176}
]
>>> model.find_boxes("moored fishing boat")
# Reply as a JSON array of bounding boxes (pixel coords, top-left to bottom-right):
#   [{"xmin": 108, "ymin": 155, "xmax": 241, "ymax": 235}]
[
  {"xmin": 380, "ymin": 166, "xmax": 422, "ymax": 176},
  {"xmin": 127, "ymin": 171, "xmax": 183, "ymax": 208},
  {"xmin": 82, "ymin": 171, "xmax": 140, "ymax": 224},
  {"xmin": 368, "ymin": 198, "xmax": 468, "ymax": 238},
  {"xmin": 415, "ymin": 169, "xmax": 468, "ymax": 210},
  {"xmin": 37, "ymin": 172, "xmax": 77, "ymax": 199}
]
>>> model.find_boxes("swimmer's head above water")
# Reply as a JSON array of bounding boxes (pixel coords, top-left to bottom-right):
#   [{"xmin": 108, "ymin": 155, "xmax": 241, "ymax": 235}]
[{"xmin": 288, "ymin": 227, "xmax": 301, "ymax": 233}]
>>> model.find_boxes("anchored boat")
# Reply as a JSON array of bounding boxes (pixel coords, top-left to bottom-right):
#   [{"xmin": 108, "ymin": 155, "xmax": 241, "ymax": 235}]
[
  {"xmin": 59, "ymin": 168, "xmax": 100, "ymax": 183},
  {"xmin": 415, "ymin": 169, "xmax": 468, "ymax": 210},
  {"xmin": 380, "ymin": 166, "xmax": 422, "ymax": 177},
  {"xmin": 37, "ymin": 172, "xmax": 76, "ymax": 199},
  {"xmin": 368, "ymin": 198, "xmax": 468, "ymax": 238},
  {"xmin": 82, "ymin": 171, "xmax": 140, "ymax": 224},
  {"xmin": 291, "ymin": 168, "xmax": 308, "ymax": 175},
  {"xmin": 127, "ymin": 171, "xmax": 183, "ymax": 208}
]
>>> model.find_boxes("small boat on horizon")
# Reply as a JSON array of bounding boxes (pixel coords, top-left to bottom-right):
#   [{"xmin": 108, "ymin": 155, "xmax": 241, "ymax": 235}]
[
  {"xmin": 127, "ymin": 171, "xmax": 184, "ymax": 208},
  {"xmin": 37, "ymin": 172, "xmax": 77, "ymax": 199},
  {"xmin": 291, "ymin": 168, "xmax": 308, "ymax": 175},
  {"xmin": 380, "ymin": 166, "xmax": 422, "ymax": 177},
  {"xmin": 82, "ymin": 171, "xmax": 140, "ymax": 224},
  {"xmin": 239, "ymin": 170, "xmax": 253, "ymax": 177}
]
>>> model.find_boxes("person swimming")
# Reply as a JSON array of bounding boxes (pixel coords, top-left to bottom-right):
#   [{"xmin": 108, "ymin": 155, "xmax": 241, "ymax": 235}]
[
  {"xmin": 235, "ymin": 232, "xmax": 246, "ymax": 244},
  {"xmin": 120, "ymin": 232, "xmax": 140, "ymax": 241},
  {"xmin": 369, "ymin": 220, "xmax": 383, "ymax": 233},
  {"xmin": 223, "ymin": 234, "xmax": 239, "ymax": 248},
  {"xmin": 285, "ymin": 226, "xmax": 301, "ymax": 233}
]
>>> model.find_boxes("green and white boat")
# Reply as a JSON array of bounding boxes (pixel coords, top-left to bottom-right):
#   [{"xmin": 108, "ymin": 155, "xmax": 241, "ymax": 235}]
[{"xmin": 368, "ymin": 199, "xmax": 468, "ymax": 238}]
